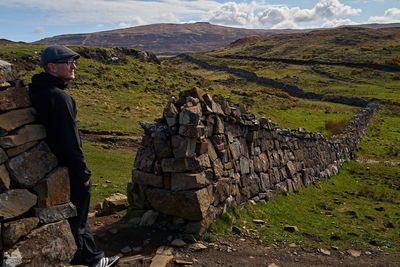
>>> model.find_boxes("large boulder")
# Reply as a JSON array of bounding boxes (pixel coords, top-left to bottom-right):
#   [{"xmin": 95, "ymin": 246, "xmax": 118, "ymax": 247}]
[
  {"xmin": 146, "ymin": 188, "xmax": 210, "ymax": 221},
  {"xmin": 6, "ymin": 141, "xmax": 58, "ymax": 188},
  {"xmin": 2, "ymin": 217, "xmax": 40, "ymax": 247},
  {"xmin": 2, "ymin": 220, "xmax": 77, "ymax": 267}
]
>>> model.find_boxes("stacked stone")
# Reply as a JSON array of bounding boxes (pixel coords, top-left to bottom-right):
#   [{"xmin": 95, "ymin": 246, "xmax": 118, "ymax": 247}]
[
  {"xmin": 0, "ymin": 60, "xmax": 77, "ymax": 266},
  {"xmin": 128, "ymin": 87, "xmax": 378, "ymax": 235}
]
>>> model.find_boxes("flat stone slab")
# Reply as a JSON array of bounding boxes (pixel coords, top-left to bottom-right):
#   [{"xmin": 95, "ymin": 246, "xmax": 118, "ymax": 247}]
[
  {"xmin": 0, "ymin": 124, "xmax": 46, "ymax": 149},
  {"xmin": 0, "ymin": 189, "xmax": 37, "ymax": 221},
  {"xmin": 34, "ymin": 202, "xmax": 77, "ymax": 224},
  {"xmin": 0, "ymin": 107, "xmax": 37, "ymax": 134}
]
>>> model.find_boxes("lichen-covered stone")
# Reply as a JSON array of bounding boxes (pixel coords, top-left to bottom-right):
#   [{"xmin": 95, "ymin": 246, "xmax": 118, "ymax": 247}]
[
  {"xmin": 0, "ymin": 107, "xmax": 37, "ymax": 135},
  {"xmin": 171, "ymin": 172, "xmax": 209, "ymax": 191},
  {"xmin": 0, "ymin": 164, "xmax": 11, "ymax": 191},
  {"xmin": 146, "ymin": 188, "xmax": 210, "ymax": 220},
  {"xmin": 33, "ymin": 167, "xmax": 70, "ymax": 208},
  {"xmin": 2, "ymin": 220, "xmax": 77, "ymax": 267},
  {"xmin": 34, "ymin": 202, "xmax": 77, "ymax": 224},
  {"xmin": 132, "ymin": 169, "xmax": 163, "ymax": 188},
  {"xmin": 0, "ymin": 124, "xmax": 46, "ymax": 149},
  {"xmin": 2, "ymin": 217, "xmax": 40, "ymax": 247},
  {"xmin": 0, "ymin": 189, "xmax": 37, "ymax": 220},
  {"xmin": 7, "ymin": 141, "xmax": 58, "ymax": 188},
  {"xmin": 0, "ymin": 86, "xmax": 31, "ymax": 112}
]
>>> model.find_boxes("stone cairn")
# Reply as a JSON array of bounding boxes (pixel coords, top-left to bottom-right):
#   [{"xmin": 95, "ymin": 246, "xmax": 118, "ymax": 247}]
[
  {"xmin": 128, "ymin": 87, "xmax": 378, "ymax": 235},
  {"xmin": 0, "ymin": 60, "xmax": 77, "ymax": 266}
]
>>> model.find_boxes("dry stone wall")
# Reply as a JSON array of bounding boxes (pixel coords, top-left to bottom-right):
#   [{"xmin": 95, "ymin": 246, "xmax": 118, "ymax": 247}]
[
  {"xmin": 0, "ymin": 61, "xmax": 77, "ymax": 266},
  {"xmin": 128, "ymin": 87, "xmax": 378, "ymax": 235}
]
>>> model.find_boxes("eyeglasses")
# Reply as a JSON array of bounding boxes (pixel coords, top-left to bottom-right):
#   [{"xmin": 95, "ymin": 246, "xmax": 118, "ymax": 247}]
[{"xmin": 54, "ymin": 59, "xmax": 78, "ymax": 66}]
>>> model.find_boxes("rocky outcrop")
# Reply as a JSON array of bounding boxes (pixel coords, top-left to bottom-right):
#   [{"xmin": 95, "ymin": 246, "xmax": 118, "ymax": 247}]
[
  {"xmin": 127, "ymin": 87, "xmax": 378, "ymax": 235},
  {"xmin": 0, "ymin": 61, "xmax": 77, "ymax": 265},
  {"xmin": 76, "ymin": 47, "xmax": 160, "ymax": 65}
]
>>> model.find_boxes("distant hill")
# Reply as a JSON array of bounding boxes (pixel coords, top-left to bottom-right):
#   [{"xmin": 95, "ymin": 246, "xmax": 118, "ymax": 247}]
[
  {"xmin": 0, "ymin": 38, "xmax": 26, "ymax": 45},
  {"xmin": 205, "ymin": 25, "xmax": 400, "ymax": 66},
  {"xmin": 33, "ymin": 22, "xmax": 400, "ymax": 56},
  {"xmin": 33, "ymin": 22, "xmax": 309, "ymax": 55}
]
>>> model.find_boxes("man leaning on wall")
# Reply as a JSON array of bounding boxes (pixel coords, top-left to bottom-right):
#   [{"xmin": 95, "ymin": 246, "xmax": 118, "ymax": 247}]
[{"xmin": 28, "ymin": 45, "xmax": 119, "ymax": 267}]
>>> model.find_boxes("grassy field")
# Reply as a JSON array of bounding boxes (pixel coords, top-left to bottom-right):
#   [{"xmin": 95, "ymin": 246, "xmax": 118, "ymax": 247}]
[
  {"xmin": 1, "ymin": 29, "xmax": 399, "ymax": 252},
  {"xmin": 179, "ymin": 28, "xmax": 400, "ymax": 252}
]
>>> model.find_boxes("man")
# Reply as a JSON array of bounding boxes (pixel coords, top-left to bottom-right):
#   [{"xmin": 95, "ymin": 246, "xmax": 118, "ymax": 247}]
[{"xmin": 29, "ymin": 45, "xmax": 119, "ymax": 267}]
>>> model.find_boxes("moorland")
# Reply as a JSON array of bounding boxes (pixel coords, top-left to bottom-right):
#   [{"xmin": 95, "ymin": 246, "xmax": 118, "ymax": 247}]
[{"xmin": 1, "ymin": 24, "xmax": 399, "ymax": 265}]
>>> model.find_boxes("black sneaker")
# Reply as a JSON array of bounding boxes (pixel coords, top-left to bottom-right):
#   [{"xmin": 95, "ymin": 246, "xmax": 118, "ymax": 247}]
[{"xmin": 94, "ymin": 256, "xmax": 120, "ymax": 267}]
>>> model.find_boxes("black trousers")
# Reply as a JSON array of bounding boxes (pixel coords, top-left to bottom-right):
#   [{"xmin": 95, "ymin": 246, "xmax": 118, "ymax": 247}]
[{"xmin": 68, "ymin": 179, "xmax": 104, "ymax": 267}]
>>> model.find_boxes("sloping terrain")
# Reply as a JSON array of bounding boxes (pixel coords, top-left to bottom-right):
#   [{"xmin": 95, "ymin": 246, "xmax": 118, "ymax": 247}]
[
  {"xmin": 2, "ymin": 25, "xmax": 400, "ymax": 264},
  {"xmin": 206, "ymin": 26, "xmax": 400, "ymax": 65},
  {"xmin": 33, "ymin": 22, "xmax": 308, "ymax": 55},
  {"xmin": 33, "ymin": 22, "xmax": 399, "ymax": 56},
  {"xmin": 190, "ymin": 26, "xmax": 400, "ymax": 101}
]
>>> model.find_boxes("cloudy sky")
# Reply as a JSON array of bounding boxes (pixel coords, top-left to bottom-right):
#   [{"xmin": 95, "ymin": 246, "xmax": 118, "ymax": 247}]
[{"xmin": 0, "ymin": 0, "xmax": 399, "ymax": 42}]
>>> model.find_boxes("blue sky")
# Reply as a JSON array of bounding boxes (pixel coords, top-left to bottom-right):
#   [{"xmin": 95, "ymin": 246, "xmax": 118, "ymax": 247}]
[{"xmin": 0, "ymin": 0, "xmax": 399, "ymax": 42}]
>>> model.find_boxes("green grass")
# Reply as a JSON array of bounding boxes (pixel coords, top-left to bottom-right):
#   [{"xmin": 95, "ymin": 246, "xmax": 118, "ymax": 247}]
[
  {"xmin": 3, "ymin": 41, "xmax": 400, "ymax": 253},
  {"xmin": 82, "ymin": 141, "xmax": 136, "ymax": 207},
  {"xmin": 190, "ymin": 54, "xmax": 400, "ymax": 100},
  {"xmin": 210, "ymin": 161, "xmax": 400, "ymax": 252}
]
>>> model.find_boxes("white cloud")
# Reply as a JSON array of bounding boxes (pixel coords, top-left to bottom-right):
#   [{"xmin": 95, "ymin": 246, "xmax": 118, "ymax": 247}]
[
  {"xmin": 206, "ymin": 0, "xmax": 361, "ymax": 29},
  {"xmin": 367, "ymin": 8, "xmax": 400, "ymax": 23},
  {"xmin": 32, "ymin": 27, "xmax": 44, "ymax": 33},
  {"xmin": 293, "ymin": 0, "xmax": 361, "ymax": 23},
  {"xmin": 207, "ymin": 2, "xmax": 257, "ymax": 26},
  {"xmin": 321, "ymin": 18, "xmax": 355, "ymax": 27},
  {"xmin": 0, "ymin": 0, "xmax": 219, "ymax": 25},
  {"xmin": 257, "ymin": 6, "xmax": 291, "ymax": 25}
]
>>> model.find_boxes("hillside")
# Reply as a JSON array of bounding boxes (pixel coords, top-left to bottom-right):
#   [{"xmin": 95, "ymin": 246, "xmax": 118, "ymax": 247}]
[
  {"xmin": 33, "ymin": 22, "xmax": 400, "ymax": 56},
  {"xmin": 207, "ymin": 26, "xmax": 400, "ymax": 65},
  {"xmin": 188, "ymin": 26, "xmax": 400, "ymax": 101},
  {"xmin": 33, "ymin": 22, "xmax": 294, "ymax": 55},
  {"xmin": 1, "ymin": 29, "xmax": 400, "ymax": 264}
]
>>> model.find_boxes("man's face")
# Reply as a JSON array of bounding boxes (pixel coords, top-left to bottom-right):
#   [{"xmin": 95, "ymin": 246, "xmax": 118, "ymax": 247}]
[{"xmin": 48, "ymin": 58, "xmax": 77, "ymax": 82}]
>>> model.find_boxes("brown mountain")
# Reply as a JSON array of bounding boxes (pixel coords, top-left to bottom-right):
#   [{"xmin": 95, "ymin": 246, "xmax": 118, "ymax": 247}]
[
  {"xmin": 33, "ymin": 22, "xmax": 307, "ymax": 56},
  {"xmin": 33, "ymin": 22, "xmax": 400, "ymax": 56}
]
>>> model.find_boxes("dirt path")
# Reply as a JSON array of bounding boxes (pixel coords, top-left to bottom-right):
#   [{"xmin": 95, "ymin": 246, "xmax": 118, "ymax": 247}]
[
  {"xmin": 89, "ymin": 213, "xmax": 400, "ymax": 267},
  {"xmin": 80, "ymin": 132, "xmax": 141, "ymax": 150}
]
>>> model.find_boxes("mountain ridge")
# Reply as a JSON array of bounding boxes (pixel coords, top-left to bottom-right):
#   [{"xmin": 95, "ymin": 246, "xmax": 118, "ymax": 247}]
[{"xmin": 33, "ymin": 22, "xmax": 400, "ymax": 56}]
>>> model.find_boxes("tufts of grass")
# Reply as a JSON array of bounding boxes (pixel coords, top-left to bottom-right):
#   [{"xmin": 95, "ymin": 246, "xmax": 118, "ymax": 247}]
[
  {"xmin": 325, "ymin": 119, "xmax": 348, "ymax": 137},
  {"xmin": 209, "ymin": 161, "xmax": 400, "ymax": 252}
]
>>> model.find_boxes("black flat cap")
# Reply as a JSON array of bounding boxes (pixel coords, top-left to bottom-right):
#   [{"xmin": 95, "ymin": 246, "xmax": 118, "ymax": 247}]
[{"xmin": 40, "ymin": 45, "xmax": 80, "ymax": 67}]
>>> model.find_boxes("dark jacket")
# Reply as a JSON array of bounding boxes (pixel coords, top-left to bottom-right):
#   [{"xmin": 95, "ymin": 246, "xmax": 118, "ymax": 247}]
[{"xmin": 29, "ymin": 72, "xmax": 91, "ymax": 183}]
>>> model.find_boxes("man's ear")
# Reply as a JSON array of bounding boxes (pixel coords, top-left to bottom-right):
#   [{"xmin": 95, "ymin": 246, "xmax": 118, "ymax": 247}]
[{"xmin": 46, "ymin": 63, "xmax": 57, "ymax": 74}]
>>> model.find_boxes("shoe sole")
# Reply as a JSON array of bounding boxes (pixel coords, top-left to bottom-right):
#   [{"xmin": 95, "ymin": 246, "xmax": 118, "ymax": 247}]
[{"xmin": 106, "ymin": 256, "xmax": 120, "ymax": 267}]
